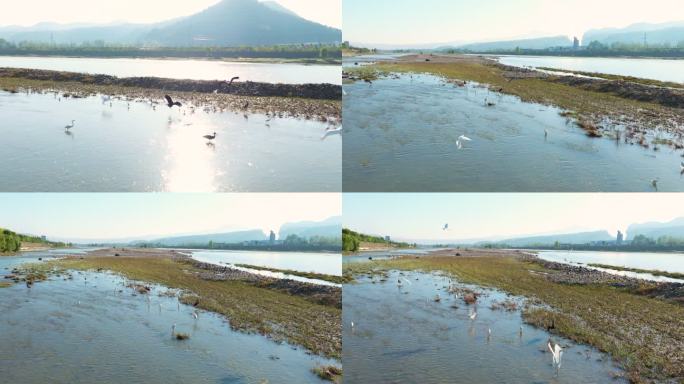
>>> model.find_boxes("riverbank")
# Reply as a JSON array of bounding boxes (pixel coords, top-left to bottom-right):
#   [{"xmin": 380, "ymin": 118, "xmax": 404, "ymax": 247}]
[
  {"xmin": 0, "ymin": 67, "xmax": 341, "ymax": 121},
  {"xmin": 345, "ymin": 54, "xmax": 684, "ymax": 150},
  {"xmin": 233, "ymin": 264, "xmax": 349, "ymax": 284},
  {"xmin": 343, "ymin": 249, "xmax": 684, "ymax": 382},
  {"xmin": 10, "ymin": 248, "xmax": 341, "ymax": 359}
]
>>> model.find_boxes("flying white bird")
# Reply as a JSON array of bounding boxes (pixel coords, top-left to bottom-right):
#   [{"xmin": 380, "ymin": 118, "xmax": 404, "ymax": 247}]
[
  {"xmin": 456, "ymin": 135, "xmax": 472, "ymax": 150},
  {"xmin": 321, "ymin": 126, "xmax": 343, "ymax": 140}
]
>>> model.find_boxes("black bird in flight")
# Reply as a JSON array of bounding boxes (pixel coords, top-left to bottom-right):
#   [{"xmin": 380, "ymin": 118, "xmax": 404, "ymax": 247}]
[{"xmin": 165, "ymin": 95, "xmax": 182, "ymax": 108}]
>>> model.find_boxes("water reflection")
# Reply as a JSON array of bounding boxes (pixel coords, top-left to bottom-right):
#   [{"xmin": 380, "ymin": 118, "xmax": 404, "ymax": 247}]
[
  {"xmin": 0, "ymin": 91, "xmax": 340, "ymax": 192},
  {"xmin": 495, "ymin": 55, "xmax": 684, "ymax": 84},
  {"xmin": 0, "ymin": 56, "xmax": 341, "ymax": 84}
]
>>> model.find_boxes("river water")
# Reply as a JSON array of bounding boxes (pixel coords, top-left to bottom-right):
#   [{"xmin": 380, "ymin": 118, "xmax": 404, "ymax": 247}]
[
  {"xmin": 0, "ymin": 253, "xmax": 338, "ymax": 383},
  {"xmin": 496, "ymin": 55, "xmax": 684, "ymax": 84},
  {"xmin": 0, "ymin": 91, "xmax": 340, "ymax": 192},
  {"xmin": 343, "ymin": 269, "xmax": 624, "ymax": 383},
  {"xmin": 0, "ymin": 56, "xmax": 341, "ymax": 84},
  {"xmin": 343, "ymin": 73, "xmax": 684, "ymax": 192}
]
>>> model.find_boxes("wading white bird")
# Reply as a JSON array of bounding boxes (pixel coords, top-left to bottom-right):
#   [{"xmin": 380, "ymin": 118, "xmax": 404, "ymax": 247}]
[
  {"xmin": 171, "ymin": 323, "xmax": 176, "ymax": 336},
  {"xmin": 469, "ymin": 309, "xmax": 477, "ymax": 321},
  {"xmin": 680, "ymin": 162, "xmax": 684, "ymax": 172},
  {"xmin": 203, "ymin": 132, "xmax": 217, "ymax": 142},
  {"xmin": 64, "ymin": 120, "xmax": 75, "ymax": 130},
  {"xmin": 548, "ymin": 340, "xmax": 563, "ymax": 371},
  {"xmin": 192, "ymin": 311, "xmax": 199, "ymax": 320},
  {"xmin": 456, "ymin": 135, "xmax": 472, "ymax": 150},
  {"xmin": 101, "ymin": 95, "xmax": 111, "ymax": 104}
]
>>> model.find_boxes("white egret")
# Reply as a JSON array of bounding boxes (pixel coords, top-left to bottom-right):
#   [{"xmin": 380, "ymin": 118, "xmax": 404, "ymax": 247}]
[
  {"xmin": 469, "ymin": 309, "xmax": 477, "ymax": 320},
  {"xmin": 456, "ymin": 135, "xmax": 472, "ymax": 149},
  {"xmin": 321, "ymin": 126, "xmax": 343, "ymax": 140}
]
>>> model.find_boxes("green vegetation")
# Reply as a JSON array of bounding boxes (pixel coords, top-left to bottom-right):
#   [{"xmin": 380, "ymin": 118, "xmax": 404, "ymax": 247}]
[
  {"xmin": 233, "ymin": 264, "xmax": 351, "ymax": 284},
  {"xmin": 0, "ymin": 228, "xmax": 68, "ymax": 254},
  {"xmin": 342, "ymin": 228, "xmax": 415, "ymax": 252},
  {"xmin": 588, "ymin": 264, "xmax": 684, "ymax": 280},
  {"xmin": 345, "ymin": 255, "xmax": 684, "ymax": 382},
  {"xmin": 139, "ymin": 235, "xmax": 341, "ymax": 253},
  {"xmin": 46, "ymin": 256, "xmax": 341, "ymax": 358},
  {"xmin": 0, "ymin": 39, "xmax": 341, "ymax": 62},
  {"xmin": 341, "ymin": 41, "xmax": 376, "ymax": 57}
]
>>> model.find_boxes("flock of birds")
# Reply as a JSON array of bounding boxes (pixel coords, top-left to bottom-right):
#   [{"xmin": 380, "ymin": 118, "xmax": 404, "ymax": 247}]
[
  {"xmin": 65, "ymin": 88, "xmax": 342, "ymax": 144},
  {"xmin": 350, "ymin": 271, "xmax": 568, "ymax": 376}
]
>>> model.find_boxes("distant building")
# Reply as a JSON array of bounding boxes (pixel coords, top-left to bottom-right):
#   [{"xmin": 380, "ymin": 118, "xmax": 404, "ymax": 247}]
[
  {"xmin": 573, "ymin": 37, "xmax": 580, "ymax": 49},
  {"xmin": 616, "ymin": 231, "xmax": 624, "ymax": 245},
  {"xmin": 269, "ymin": 230, "xmax": 276, "ymax": 244},
  {"xmin": 385, "ymin": 236, "xmax": 391, "ymax": 242},
  {"xmin": 41, "ymin": 235, "xmax": 47, "ymax": 241}
]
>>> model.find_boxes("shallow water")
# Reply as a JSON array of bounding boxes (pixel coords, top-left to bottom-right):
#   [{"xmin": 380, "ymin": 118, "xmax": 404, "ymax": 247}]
[
  {"xmin": 343, "ymin": 73, "xmax": 684, "ymax": 192},
  {"xmin": 495, "ymin": 55, "xmax": 684, "ymax": 84},
  {"xmin": 0, "ymin": 91, "xmax": 340, "ymax": 192},
  {"xmin": 538, "ymin": 250, "xmax": 684, "ymax": 283},
  {"xmin": 190, "ymin": 250, "xmax": 341, "ymax": 279},
  {"xmin": 0, "ymin": 56, "xmax": 341, "ymax": 84},
  {"xmin": 0, "ymin": 253, "xmax": 337, "ymax": 384},
  {"xmin": 343, "ymin": 269, "xmax": 625, "ymax": 383},
  {"xmin": 343, "ymin": 248, "xmax": 434, "ymax": 264}
]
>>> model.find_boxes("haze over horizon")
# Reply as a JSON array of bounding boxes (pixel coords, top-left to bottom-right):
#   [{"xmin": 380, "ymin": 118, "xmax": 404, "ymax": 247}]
[
  {"xmin": 0, "ymin": 0, "xmax": 341, "ymax": 29},
  {"xmin": 344, "ymin": 194, "xmax": 684, "ymax": 243},
  {"xmin": 344, "ymin": 0, "xmax": 683, "ymax": 47},
  {"xmin": 0, "ymin": 193, "xmax": 340, "ymax": 243}
]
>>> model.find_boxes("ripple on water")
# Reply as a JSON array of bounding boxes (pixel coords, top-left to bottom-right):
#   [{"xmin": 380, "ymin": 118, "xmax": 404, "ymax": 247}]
[
  {"xmin": 343, "ymin": 74, "xmax": 684, "ymax": 192},
  {"xmin": 0, "ymin": 91, "xmax": 340, "ymax": 192},
  {"xmin": 0, "ymin": 256, "xmax": 338, "ymax": 384},
  {"xmin": 343, "ymin": 270, "xmax": 626, "ymax": 384}
]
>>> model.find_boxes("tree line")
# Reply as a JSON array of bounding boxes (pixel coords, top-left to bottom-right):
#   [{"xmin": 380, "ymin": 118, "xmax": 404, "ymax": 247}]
[
  {"xmin": 0, "ymin": 228, "xmax": 68, "ymax": 253},
  {"xmin": 0, "ymin": 39, "xmax": 341, "ymax": 60}
]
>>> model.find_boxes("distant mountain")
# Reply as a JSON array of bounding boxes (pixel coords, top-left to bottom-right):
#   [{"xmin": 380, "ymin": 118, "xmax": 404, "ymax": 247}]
[
  {"xmin": 144, "ymin": 230, "xmax": 268, "ymax": 246},
  {"xmin": 583, "ymin": 21, "xmax": 684, "ymax": 46},
  {"xmin": 0, "ymin": 0, "xmax": 341, "ymax": 46},
  {"xmin": 452, "ymin": 35, "xmax": 573, "ymax": 52},
  {"xmin": 488, "ymin": 230, "xmax": 614, "ymax": 247},
  {"xmin": 144, "ymin": 0, "xmax": 340, "ymax": 46},
  {"xmin": 279, "ymin": 216, "xmax": 342, "ymax": 239},
  {"xmin": 627, "ymin": 217, "xmax": 684, "ymax": 239}
]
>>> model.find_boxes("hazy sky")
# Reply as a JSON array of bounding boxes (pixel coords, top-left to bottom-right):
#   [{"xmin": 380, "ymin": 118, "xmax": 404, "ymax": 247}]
[
  {"xmin": 0, "ymin": 0, "xmax": 341, "ymax": 29},
  {"xmin": 344, "ymin": 194, "xmax": 684, "ymax": 242},
  {"xmin": 344, "ymin": 0, "xmax": 683, "ymax": 46},
  {"xmin": 0, "ymin": 193, "xmax": 340, "ymax": 242}
]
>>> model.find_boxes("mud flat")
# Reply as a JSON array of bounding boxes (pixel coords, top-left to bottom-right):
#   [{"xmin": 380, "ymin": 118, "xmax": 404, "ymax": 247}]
[
  {"xmin": 0, "ymin": 67, "xmax": 342, "ymax": 122},
  {"xmin": 345, "ymin": 54, "xmax": 684, "ymax": 150},
  {"xmin": 11, "ymin": 247, "xmax": 342, "ymax": 359},
  {"xmin": 344, "ymin": 249, "xmax": 684, "ymax": 382}
]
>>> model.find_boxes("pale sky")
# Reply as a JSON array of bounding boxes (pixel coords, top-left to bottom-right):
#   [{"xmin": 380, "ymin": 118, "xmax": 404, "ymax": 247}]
[
  {"xmin": 344, "ymin": 194, "xmax": 684, "ymax": 243},
  {"xmin": 0, "ymin": 193, "xmax": 340, "ymax": 242},
  {"xmin": 0, "ymin": 0, "xmax": 341, "ymax": 29},
  {"xmin": 344, "ymin": 0, "xmax": 683, "ymax": 46}
]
